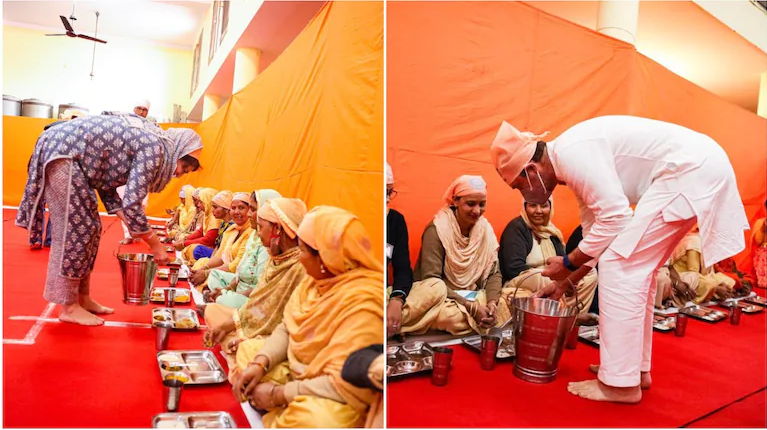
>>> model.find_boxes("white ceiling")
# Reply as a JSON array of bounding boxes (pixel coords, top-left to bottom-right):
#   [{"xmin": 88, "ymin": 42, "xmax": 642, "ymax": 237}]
[{"xmin": 2, "ymin": 0, "xmax": 211, "ymax": 48}]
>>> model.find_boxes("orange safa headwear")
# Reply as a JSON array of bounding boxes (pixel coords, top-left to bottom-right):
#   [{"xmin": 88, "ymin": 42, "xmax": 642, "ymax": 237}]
[{"xmin": 490, "ymin": 121, "xmax": 549, "ymax": 185}]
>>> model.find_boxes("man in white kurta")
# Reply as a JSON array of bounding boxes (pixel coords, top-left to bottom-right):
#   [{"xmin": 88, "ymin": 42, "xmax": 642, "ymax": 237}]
[{"xmin": 491, "ymin": 115, "xmax": 749, "ymax": 403}]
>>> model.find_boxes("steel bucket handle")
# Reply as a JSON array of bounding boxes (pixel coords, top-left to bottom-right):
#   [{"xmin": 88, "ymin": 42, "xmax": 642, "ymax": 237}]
[{"xmin": 506, "ymin": 268, "xmax": 580, "ymax": 331}]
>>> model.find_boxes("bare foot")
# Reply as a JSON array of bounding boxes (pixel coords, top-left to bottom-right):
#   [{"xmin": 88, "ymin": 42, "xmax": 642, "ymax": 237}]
[
  {"xmin": 589, "ymin": 364, "xmax": 651, "ymax": 389},
  {"xmin": 59, "ymin": 304, "xmax": 104, "ymax": 326},
  {"xmin": 79, "ymin": 296, "xmax": 114, "ymax": 315},
  {"xmin": 567, "ymin": 379, "xmax": 642, "ymax": 403}
]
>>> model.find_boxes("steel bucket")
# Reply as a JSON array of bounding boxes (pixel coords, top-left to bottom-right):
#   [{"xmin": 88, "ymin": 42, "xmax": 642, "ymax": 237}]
[
  {"xmin": 511, "ymin": 297, "xmax": 577, "ymax": 384},
  {"xmin": 117, "ymin": 253, "xmax": 157, "ymax": 305}
]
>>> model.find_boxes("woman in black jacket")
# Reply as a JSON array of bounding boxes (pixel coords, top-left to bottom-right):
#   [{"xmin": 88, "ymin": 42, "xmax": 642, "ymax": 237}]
[
  {"xmin": 496, "ymin": 199, "xmax": 597, "ymax": 318},
  {"xmin": 386, "ymin": 163, "xmax": 414, "ymax": 336}
]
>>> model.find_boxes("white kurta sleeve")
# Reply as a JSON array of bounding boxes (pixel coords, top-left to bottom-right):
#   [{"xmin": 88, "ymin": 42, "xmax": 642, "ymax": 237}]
[
  {"xmin": 576, "ymin": 197, "xmax": 599, "ymax": 268},
  {"xmin": 556, "ymin": 139, "xmax": 633, "ymax": 263}
]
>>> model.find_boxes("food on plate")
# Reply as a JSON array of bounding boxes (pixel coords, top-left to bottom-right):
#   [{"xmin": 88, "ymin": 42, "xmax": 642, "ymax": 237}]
[
  {"xmin": 164, "ymin": 373, "xmax": 190, "ymax": 383},
  {"xmin": 175, "ymin": 317, "xmax": 197, "ymax": 329}
]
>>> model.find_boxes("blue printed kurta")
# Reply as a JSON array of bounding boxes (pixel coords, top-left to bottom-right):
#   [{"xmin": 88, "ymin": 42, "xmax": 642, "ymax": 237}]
[{"xmin": 16, "ymin": 114, "xmax": 168, "ymax": 278}]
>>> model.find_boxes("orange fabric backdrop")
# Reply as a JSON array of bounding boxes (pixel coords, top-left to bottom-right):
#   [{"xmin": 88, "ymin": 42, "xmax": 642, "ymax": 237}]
[
  {"xmin": 3, "ymin": 1, "xmax": 384, "ymax": 260},
  {"xmin": 386, "ymin": 1, "xmax": 766, "ymax": 268}
]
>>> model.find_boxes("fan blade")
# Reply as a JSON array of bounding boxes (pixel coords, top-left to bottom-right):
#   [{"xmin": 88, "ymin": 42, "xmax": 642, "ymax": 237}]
[
  {"xmin": 60, "ymin": 15, "xmax": 74, "ymax": 32},
  {"xmin": 45, "ymin": 33, "xmax": 68, "ymax": 36},
  {"xmin": 77, "ymin": 34, "xmax": 107, "ymax": 44}
]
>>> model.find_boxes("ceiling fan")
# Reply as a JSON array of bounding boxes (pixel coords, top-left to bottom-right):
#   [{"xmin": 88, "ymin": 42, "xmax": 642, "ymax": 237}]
[{"xmin": 45, "ymin": 14, "xmax": 107, "ymax": 44}]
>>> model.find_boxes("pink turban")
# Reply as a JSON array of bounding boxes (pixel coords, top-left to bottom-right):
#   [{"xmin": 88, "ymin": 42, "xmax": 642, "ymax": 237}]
[
  {"xmin": 443, "ymin": 175, "xmax": 487, "ymax": 205},
  {"xmin": 490, "ymin": 121, "xmax": 549, "ymax": 185},
  {"xmin": 212, "ymin": 190, "xmax": 233, "ymax": 209}
]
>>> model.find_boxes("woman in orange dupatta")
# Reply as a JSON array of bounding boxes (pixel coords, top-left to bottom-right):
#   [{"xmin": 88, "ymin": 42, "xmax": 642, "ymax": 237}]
[{"xmin": 232, "ymin": 206, "xmax": 384, "ymax": 428}]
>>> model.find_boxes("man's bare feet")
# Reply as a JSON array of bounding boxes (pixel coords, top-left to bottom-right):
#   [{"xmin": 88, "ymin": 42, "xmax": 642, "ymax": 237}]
[
  {"xmin": 567, "ymin": 379, "xmax": 642, "ymax": 403},
  {"xmin": 589, "ymin": 364, "xmax": 652, "ymax": 389},
  {"xmin": 79, "ymin": 296, "xmax": 114, "ymax": 315},
  {"xmin": 59, "ymin": 304, "xmax": 104, "ymax": 326}
]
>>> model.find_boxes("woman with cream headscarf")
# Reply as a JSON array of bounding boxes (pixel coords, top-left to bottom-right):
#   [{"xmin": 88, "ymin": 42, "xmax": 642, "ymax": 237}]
[
  {"xmin": 203, "ymin": 196, "xmax": 307, "ymax": 380},
  {"xmin": 176, "ymin": 188, "xmax": 221, "ymax": 262},
  {"xmin": 180, "ymin": 190, "xmax": 233, "ymax": 264},
  {"xmin": 189, "ymin": 192, "xmax": 254, "ymax": 289},
  {"xmin": 496, "ymin": 198, "xmax": 598, "ymax": 319},
  {"xmin": 204, "ymin": 189, "xmax": 283, "ymax": 309},
  {"xmin": 172, "ymin": 187, "xmax": 205, "ymax": 241},
  {"xmin": 165, "ymin": 186, "xmax": 189, "ymax": 232},
  {"xmin": 665, "ymin": 226, "xmax": 736, "ymax": 305},
  {"xmin": 399, "ymin": 175, "xmax": 502, "ymax": 336},
  {"xmin": 232, "ymin": 206, "xmax": 383, "ymax": 428}
]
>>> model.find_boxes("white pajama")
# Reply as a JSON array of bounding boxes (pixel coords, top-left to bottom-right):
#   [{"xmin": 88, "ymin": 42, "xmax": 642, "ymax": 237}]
[
  {"xmin": 548, "ymin": 115, "xmax": 749, "ymax": 388},
  {"xmin": 116, "ymin": 185, "xmax": 149, "ymax": 239}
]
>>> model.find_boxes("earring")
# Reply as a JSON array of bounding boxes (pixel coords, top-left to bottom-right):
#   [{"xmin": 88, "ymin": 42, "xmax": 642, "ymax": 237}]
[{"xmin": 320, "ymin": 263, "xmax": 326, "ymax": 274}]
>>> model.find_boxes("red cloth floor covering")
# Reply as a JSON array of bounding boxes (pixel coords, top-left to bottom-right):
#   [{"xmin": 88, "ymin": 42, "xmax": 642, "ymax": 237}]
[
  {"xmin": 388, "ymin": 302, "xmax": 767, "ymax": 427},
  {"xmin": 3, "ymin": 209, "xmax": 248, "ymax": 427}
]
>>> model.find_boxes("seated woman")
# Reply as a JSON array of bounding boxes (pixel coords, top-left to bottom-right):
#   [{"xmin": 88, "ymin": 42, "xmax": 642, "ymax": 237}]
[
  {"xmin": 179, "ymin": 189, "xmax": 232, "ymax": 264},
  {"xmin": 188, "ymin": 192, "xmax": 254, "ymax": 291},
  {"xmin": 752, "ymin": 202, "xmax": 766, "ymax": 289},
  {"xmin": 232, "ymin": 206, "xmax": 383, "ymax": 428},
  {"xmin": 204, "ymin": 189, "xmax": 283, "ymax": 309},
  {"xmin": 385, "ymin": 163, "xmax": 413, "ymax": 337},
  {"xmin": 399, "ymin": 175, "xmax": 501, "ymax": 336},
  {"xmin": 497, "ymin": 199, "xmax": 597, "ymax": 316},
  {"xmin": 668, "ymin": 226, "xmax": 736, "ymax": 304},
  {"xmin": 172, "ymin": 187, "xmax": 204, "ymax": 242},
  {"xmin": 165, "ymin": 187, "xmax": 187, "ymax": 233},
  {"xmin": 203, "ymin": 197, "xmax": 306, "ymax": 379}
]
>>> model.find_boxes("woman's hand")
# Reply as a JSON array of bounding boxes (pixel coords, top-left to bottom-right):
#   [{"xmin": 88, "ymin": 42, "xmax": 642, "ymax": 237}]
[
  {"xmin": 474, "ymin": 304, "xmax": 497, "ymax": 328},
  {"xmin": 202, "ymin": 326, "xmax": 229, "ymax": 348},
  {"xmin": 225, "ymin": 337, "xmax": 244, "ymax": 355},
  {"xmin": 174, "ymin": 240, "xmax": 185, "ymax": 251},
  {"xmin": 250, "ymin": 382, "xmax": 278, "ymax": 410},
  {"xmin": 542, "ymin": 256, "xmax": 570, "ymax": 281},
  {"xmin": 189, "ymin": 269, "xmax": 208, "ymax": 286},
  {"xmin": 387, "ymin": 298, "xmax": 404, "ymax": 336},
  {"xmin": 208, "ymin": 288, "xmax": 223, "ymax": 303},
  {"xmin": 232, "ymin": 363, "xmax": 265, "ymax": 403}
]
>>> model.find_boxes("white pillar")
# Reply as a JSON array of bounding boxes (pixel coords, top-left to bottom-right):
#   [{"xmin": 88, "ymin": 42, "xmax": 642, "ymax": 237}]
[
  {"xmin": 202, "ymin": 94, "xmax": 222, "ymax": 121},
  {"xmin": 758, "ymin": 72, "xmax": 767, "ymax": 119},
  {"xmin": 233, "ymin": 48, "xmax": 261, "ymax": 94},
  {"xmin": 597, "ymin": 0, "xmax": 640, "ymax": 45}
]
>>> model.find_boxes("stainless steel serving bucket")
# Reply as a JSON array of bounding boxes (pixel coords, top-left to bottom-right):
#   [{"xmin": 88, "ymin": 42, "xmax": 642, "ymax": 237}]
[
  {"xmin": 117, "ymin": 253, "xmax": 157, "ymax": 305},
  {"xmin": 511, "ymin": 297, "xmax": 577, "ymax": 384}
]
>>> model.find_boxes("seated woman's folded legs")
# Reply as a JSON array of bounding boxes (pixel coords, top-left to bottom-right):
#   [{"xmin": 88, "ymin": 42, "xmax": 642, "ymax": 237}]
[{"xmin": 263, "ymin": 396, "xmax": 364, "ymax": 428}]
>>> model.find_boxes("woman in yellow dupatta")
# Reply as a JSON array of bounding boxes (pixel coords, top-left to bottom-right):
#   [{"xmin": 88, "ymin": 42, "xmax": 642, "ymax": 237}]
[
  {"xmin": 400, "ymin": 175, "xmax": 502, "ymax": 336},
  {"xmin": 203, "ymin": 197, "xmax": 307, "ymax": 381},
  {"xmin": 169, "ymin": 185, "xmax": 199, "ymax": 239},
  {"xmin": 232, "ymin": 206, "xmax": 384, "ymax": 428},
  {"xmin": 495, "ymin": 198, "xmax": 598, "ymax": 321},
  {"xmin": 165, "ymin": 186, "xmax": 188, "ymax": 232},
  {"xmin": 180, "ymin": 190, "xmax": 233, "ymax": 264},
  {"xmin": 189, "ymin": 192, "xmax": 253, "ymax": 290},
  {"xmin": 668, "ymin": 226, "xmax": 736, "ymax": 304}
]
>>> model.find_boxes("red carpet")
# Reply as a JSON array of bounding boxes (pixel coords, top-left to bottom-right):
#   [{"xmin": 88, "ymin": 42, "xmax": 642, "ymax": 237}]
[
  {"xmin": 687, "ymin": 388, "xmax": 766, "ymax": 428},
  {"xmin": 3, "ymin": 209, "xmax": 249, "ymax": 428},
  {"xmin": 388, "ymin": 301, "xmax": 767, "ymax": 427}
]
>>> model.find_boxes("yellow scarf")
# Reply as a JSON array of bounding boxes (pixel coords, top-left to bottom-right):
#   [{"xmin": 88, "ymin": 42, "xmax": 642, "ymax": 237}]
[
  {"xmin": 219, "ymin": 221, "xmax": 253, "ymax": 266},
  {"xmin": 197, "ymin": 188, "xmax": 220, "ymax": 235},
  {"xmin": 178, "ymin": 185, "xmax": 197, "ymax": 231},
  {"xmin": 283, "ymin": 206, "xmax": 383, "ymax": 413},
  {"xmin": 236, "ymin": 247, "xmax": 305, "ymax": 338}
]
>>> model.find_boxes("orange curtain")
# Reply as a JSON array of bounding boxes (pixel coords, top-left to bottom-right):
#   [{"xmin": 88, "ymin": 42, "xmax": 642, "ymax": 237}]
[
  {"xmin": 386, "ymin": 1, "xmax": 766, "ymax": 268},
  {"xmin": 3, "ymin": 1, "xmax": 384, "ymax": 260}
]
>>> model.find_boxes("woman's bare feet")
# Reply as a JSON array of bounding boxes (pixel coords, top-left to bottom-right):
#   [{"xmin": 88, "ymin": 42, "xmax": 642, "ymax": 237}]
[
  {"xmin": 589, "ymin": 364, "xmax": 652, "ymax": 389},
  {"xmin": 79, "ymin": 296, "xmax": 114, "ymax": 315},
  {"xmin": 59, "ymin": 304, "xmax": 104, "ymax": 326},
  {"xmin": 567, "ymin": 379, "xmax": 642, "ymax": 403}
]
